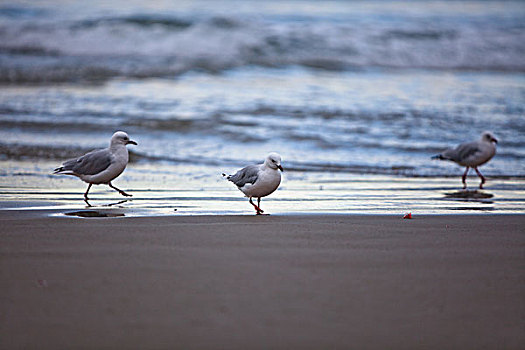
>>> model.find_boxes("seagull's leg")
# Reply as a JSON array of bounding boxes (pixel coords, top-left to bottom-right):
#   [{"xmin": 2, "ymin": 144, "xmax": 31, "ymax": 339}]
[
  {"xmin": 109, "ymin": 182, "xmax": 132, "ymax": 197},
  {"xmin": 84, "ymin": 183, "xmax": 92, "ymax": 200},
  {"xmin": 249, "ymin": 197, "xmax": 259, "ymax": 213},
  {"xmin": 473, "ymin": 167, "xmax": 486, "ymax": 189},
  {"xmin": 257, "ymin": 197, "xmax": 265, "ymax": 214},
  {"xmin": 249, "ymin": 197, "xmax": 263, "ymax": 214},
  {"xmin": 462, "ymin": 167, "xmax": 470, "ymax": 189}
]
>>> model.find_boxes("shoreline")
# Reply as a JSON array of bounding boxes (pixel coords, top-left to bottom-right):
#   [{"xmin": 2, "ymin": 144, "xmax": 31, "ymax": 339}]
[
  {"xmin": 2, "ymin": 160, "xmax": 525, "ymax": 216},
  {"xmin": 1, "ymin": 213, "xmax": 524, "ymax": 349},
  {"xmin": 2, "ymin": 159, "xmax": 525, "ymax": 215},
  {"xmin": 1, "ymin": 175, "xmax": 525, "ymax": 216},
  {"xmin": 2, "ymin": 205, "xmax": 525, "ymax": 219}
]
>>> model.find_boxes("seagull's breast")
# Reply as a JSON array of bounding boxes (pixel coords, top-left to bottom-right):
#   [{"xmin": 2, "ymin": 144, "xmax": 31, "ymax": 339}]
[
  {"xmin": 463, "ymin": 142, "xmax": 496, "ymax": 167},
  {"xmin": 81, "ymin": 147, "xmax": 129, "ymax": 184},
  {"xmin": 112, "ymin": 146, "xmax": 129, "ymax": 169},
  {"xmin": 240, "ymin": 168, "xmax": 281, "ymax": 198}
]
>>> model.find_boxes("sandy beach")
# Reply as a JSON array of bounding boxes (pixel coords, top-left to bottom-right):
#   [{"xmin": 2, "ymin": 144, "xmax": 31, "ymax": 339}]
[{"xmin": 1, "ymin": 212, "xmax": 524, "ymax": 349}]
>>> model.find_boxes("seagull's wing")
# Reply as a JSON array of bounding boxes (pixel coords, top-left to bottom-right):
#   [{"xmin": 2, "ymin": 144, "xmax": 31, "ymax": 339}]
[
  {"xmin": 227, "ymin": 164, "xmax": 260, "ymax": 188},
  {"xmin": 55, "ymin": 149, "xmax": 113, "ymax": 176},
  {"xmin": 443, "ymin": 141, "xmax": 482, "ymax": 163}
]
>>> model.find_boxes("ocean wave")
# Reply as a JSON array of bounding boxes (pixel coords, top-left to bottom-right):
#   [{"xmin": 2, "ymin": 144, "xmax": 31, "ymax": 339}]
[
  {"xmin": 0, "ymin": 142, "xmax": 432, "ymax": 176},
  {"xmin": 2, "ymin": 130, "xmax": 523, "ymax": 179},
  {"xmin": 1, "ymin": 8, "xmax": 524, "ymax": 83},
  {"xmin": 0, "ymin": 5, "xmax": 46, "ymax": 18},
  {"xmin": 0, "ymin": 142, "xmax": 92, "ymax": 161},
  {"xmin": 0, "ymin": 142, "xmax": 162, "ymax": 165},
  {"xmin": 74, "ymin": 15, "xmax": 194, "ymax": 30},
  {"xmin": 2, "ymin": 100, "xmax": 524, "ymax": 161}
]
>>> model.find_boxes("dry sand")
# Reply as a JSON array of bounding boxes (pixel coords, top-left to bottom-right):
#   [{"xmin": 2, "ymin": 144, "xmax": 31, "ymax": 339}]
[{"xmin": 1, "ymin": 213, "xmax": 524, "ymax": 349}]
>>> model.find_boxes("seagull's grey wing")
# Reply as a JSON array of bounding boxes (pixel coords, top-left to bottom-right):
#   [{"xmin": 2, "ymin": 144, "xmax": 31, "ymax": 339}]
[
  {"xmin": 59, "ymin": 149, "xmax": 113, "ymax": 175},
  {"xmin": 227, "ymin": 164, "xmax": 260, "ymax": 188},
  {"xmin": 443, "ymin": 141, "xmax": 481, "ymax": 163}
]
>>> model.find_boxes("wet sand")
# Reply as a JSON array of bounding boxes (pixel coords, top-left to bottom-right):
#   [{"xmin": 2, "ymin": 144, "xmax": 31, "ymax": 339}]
[
  {"xmin": 1, "ymin": 213, "xmax": 524, "ymax": 349},
  {"xmin": 2, "ymin": 162, "xmax": 525, "ymax": 215}
]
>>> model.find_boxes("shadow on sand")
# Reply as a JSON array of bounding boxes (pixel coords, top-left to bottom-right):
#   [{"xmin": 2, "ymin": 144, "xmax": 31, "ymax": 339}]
[
  {"xmin": 64, "ymin": 210, "xmax": 125, "ymax": 218},
  {"xmin": 440, "ymin": 190, "xmax": 495, "ymax": 210},
  {"xmin": 64, "ymin": 199, "xmax": 130, "ymax": 217},
  {"xmin": 84, "ymin": 199, "xmax": 130, "ymax": 208},
  {"xmin": 443, "ymin": 190, "xmax": 494, "ymax": 206},
  {"xmin": 444, "ymin": 190, "xmax": 494, "ymax": 199}
]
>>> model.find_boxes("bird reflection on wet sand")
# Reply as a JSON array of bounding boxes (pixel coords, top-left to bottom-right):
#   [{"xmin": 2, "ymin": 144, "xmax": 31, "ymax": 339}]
[
  {"xmin": 84, "ymin": 199, "xmax": 131, "ymax": 208},
  {"xmin": 65, "ymin": 210, "xmax": 126, "ymax": 218},
  {"xmin": 444, "ymin": 190, "xmax": 494, "ymax": 204}
]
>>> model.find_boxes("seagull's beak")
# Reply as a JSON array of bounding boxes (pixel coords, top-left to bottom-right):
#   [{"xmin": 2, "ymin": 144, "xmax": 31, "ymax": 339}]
[
  {"xmin": 277, "ymin": 164, "xmax": 283, "ymax": 171},
  {"xmin": 492, "ymin": 137, "xmax": 498, "ymax": 144},
  {"xmin": 127, "ymin": 140, "xmax": 138, "ymax": 145}
]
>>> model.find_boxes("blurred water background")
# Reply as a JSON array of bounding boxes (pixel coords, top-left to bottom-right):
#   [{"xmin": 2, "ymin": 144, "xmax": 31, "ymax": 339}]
[{"xmin": 0, "ymin": 0, "xmax": 524, "ymax": 215}]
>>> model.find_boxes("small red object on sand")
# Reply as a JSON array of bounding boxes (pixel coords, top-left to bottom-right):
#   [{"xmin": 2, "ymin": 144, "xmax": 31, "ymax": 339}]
[
  {"xmin": 403, "ymin": 213, "xmax": 412, "ymax": 219},
  {"xmin": 37, "ymin": 279, "xmax": 48, "ymax": 287}
]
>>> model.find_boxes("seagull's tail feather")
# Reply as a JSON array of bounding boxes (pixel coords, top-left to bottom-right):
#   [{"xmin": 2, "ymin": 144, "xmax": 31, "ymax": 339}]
[
  {"xmin": 53, "ymin": 160, "xmax": 76, "ymax": 175},
  {"xmin": 431, "ymin": 154, "xmax": 449, "ymax": 161},
  {"xmin": 53, "ymin": 166, "xmax": 64, "ymax": 174},
  {"xmin": 222, "ymin": 173, "xmax": 232, "ymax": 180},
  {"xmin": 53, "ymin": 167, "xmax": 76, "ymax": 175}
]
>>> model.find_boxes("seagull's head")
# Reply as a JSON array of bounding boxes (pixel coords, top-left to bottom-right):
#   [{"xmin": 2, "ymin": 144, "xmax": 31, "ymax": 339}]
[
  {"xmin": 481, "ymin": 131, "xmax": 498, "ymax": 144},
  {"xmin": 265, "ymin": 152, "xmax": 283, "ymax": 171},
  {"xmin": 112, "ymin": 131, "xmax": 138, "ymax": 146}
]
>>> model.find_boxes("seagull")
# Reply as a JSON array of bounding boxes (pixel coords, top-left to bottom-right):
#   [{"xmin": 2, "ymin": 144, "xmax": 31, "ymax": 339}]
[
  {"xmin": 432, "ymin": 131, "xmax": 498, "ymax": 189},
  {"xmin": 53, "ymin": 131, "xmax": 137, "ymax": 200},
  {"xmin": 224, "ymin": 152, "xmax": 283, "ymax": 215}
]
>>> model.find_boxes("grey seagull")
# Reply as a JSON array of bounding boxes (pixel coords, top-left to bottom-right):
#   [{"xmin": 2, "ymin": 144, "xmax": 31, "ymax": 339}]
[
  {"xmin": 432, "ymin": 131, "xmax": 497, "ymax": 189},
  {"xmin": 53, "ymin": 131, "xmax": 137, "ymax": 200},
  {"xmin": 224, "ymin": 152, "xmax": 283, "ymax": 215}
]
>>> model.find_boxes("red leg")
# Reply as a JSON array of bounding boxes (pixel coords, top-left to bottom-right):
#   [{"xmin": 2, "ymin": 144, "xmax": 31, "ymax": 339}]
[
  {"xmin": 473, "ymin": 167, "xmax": 486, "ymax": 189},
  {"xmin": 257, "ymin": 197, "xmax": 265, "ymax": 214},
  {"xmin": 249, "ymin": 197, "xmax": 264, "ymax": 214},
  {"xmin": 462, "ymin": 167, "xmax": 470, "ymax": 189}
]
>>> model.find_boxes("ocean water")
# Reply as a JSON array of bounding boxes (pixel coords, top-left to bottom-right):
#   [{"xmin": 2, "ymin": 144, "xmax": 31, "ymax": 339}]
[{"xmin": 1, "ymin": 0, "xmax": 524, "ymax": 215}]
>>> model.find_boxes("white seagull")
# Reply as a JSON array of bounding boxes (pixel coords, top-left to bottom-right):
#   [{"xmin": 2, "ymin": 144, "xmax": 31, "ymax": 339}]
[
  {"xmin": 53, "ymin": 131, "xmax": 137, "ymax": 200},
  {"xmin": 432, "ymin": 131, "xmax": 498, "ymax": 189},
  {"xmin": 224, "ymin": 152, "xmax": 283, "ymax": 215}
]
